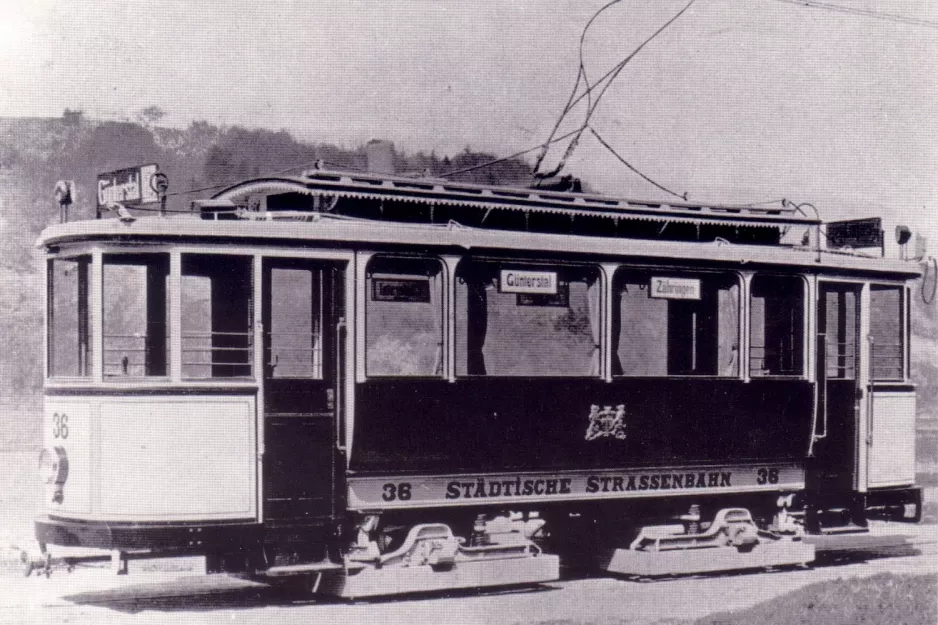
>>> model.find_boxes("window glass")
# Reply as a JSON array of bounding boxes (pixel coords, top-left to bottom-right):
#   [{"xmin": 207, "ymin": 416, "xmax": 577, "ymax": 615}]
[
  {"xmin": 749, "ymin": 275, "xmax": 804, "ymax": 377},
  {"xmin": 366, "ymin": 257, "xmax": 443, "ymax": 376},
  {"xmin": 181, "ymin": 255, "xmax": 253, "ymax": 378},
  {"xmin": 456, "ymin": 262, "xmax": 599, "ymax": 377},
  {"xmin": 103, "ymin": 254, "xmax": 169, "ymax": 377},
  {"xmin": 821, "ymin": 287, "xmax": 857, "ymax": 380},
  {"xmin": 613, "ymin": 270, "xmax": 738, "ymax": 377},
  {"xmin": 268, "ymin": 266, "xmax": 325, "ymax": 379},
  {"xmin": 870, "ymin": 285, "xmax": 904, "ymax": 380},
  {"xmin": 48, "ymin": 256, "xmax": 91, "ymax": 377}
]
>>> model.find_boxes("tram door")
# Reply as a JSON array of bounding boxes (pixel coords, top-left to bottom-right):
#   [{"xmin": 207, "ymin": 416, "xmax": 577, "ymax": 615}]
[
  {"xmin": 813, "ymin": 283, "xmax": 861, "ymax": 495},
  {"xmin": 262, "ymin": 260, "xmax": 345, "ymax": 524}
]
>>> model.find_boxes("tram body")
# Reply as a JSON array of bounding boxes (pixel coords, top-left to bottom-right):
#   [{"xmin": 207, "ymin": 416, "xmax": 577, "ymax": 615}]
[{"xmin": 35, "ymin": 168, "xmax": 922, "ymax": 594}]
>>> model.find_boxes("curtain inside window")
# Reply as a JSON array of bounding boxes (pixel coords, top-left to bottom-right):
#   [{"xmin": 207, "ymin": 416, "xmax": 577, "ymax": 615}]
[
  {"xmin": 586, "ymin": 275, "xmax": 602, "ymax": 376},
  {"xmin": 466, "ymin": 278, "xmax": 488, "ymax": 375},
  {"xmin": 611, "ymin": 286, "xmax": 623, "ymax": 375},
  {"xmin": 428, "ymin": 267, "xmax": 443, "ymax": 376},
  {"xmin": 718, "ymin": 283, "xmax": 739, "ymax": 377}
]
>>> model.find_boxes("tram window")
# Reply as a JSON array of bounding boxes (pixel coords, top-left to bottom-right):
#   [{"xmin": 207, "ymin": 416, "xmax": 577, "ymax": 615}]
[
  {"xmin": 268, "ymin": 266, "xmax": 325, "ymax": 379},
  {"xmin": 455, "ymin": 263, "xmax": 599, "ymax": 377},
  {"xmin": 870, "ymin": 285, "xmax": 905, "ymax": 380},
  {"xmin": 102, "ymin": 254, "xmax": 169, "ymax": 377},
  {"xmin": 749, "ymin": 275, "xmax": 804, "ymax": 377},
  {"xmin": 822, "ymin": 287, "xmax": 857, "ymax": 379},
  {"xmin": 365, "ymin": 257, "xmax": 443, "ymax": 377},
  {"xmin": 613, "ymin": 271, "xmax": 739, "ymax": 377},
  {"xmin": 181, "ymin": 255, "xmax": 253, "ymax": 378},
  {"xmin": 48, "ymin": 256, "xmax": 92, "ymax": 377}
]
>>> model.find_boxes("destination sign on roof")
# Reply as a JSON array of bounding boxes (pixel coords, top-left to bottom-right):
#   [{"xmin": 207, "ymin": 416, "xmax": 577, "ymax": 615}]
[
  {"xmin": 97, "ymin": 164, "xmax": 160, "ymax": 207},
  {"xmin": 826, "ymin": 217, "xmax": 883, "ymax": 249},
  {"xmin": 500, "ymin": 270, "xmax": 557, "ymax": 294}
]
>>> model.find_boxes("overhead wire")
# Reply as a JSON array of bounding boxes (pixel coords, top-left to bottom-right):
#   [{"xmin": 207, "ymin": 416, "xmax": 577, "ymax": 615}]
[
  {"xmin": 532, "ymin": 0, "xmax": 624, "ymax": 178},
  {"xmin": 769, "ymin": 0, "xmax": 938, "ymax": 30},
  {"xmin": 588, "ymin": 127, "xmax": 687, "ymax": 200},
  {"xmin": 437, "ymin": 127, "xmax": 583, "ymax": 179},
  {"xmin": 533, "ymin": 0, "xmax": 696, "ymax": 199},
  {"xmin": 160, "ymin": 3, "xmax": 699, "ymax": 196}
]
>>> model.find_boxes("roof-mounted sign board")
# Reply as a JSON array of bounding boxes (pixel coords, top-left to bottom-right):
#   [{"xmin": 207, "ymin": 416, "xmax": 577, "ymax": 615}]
[
  {"xmin": 97, "ymin": 164, "xmax": 160, "ymax": 207},
  {"xmin": 826, "ymin": 217, "xmax": 883, "ymax": 249}
]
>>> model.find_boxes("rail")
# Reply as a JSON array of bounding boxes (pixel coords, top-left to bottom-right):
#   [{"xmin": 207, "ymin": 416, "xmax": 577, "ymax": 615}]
[{"xmin": 181, "ymin": 331, "xmax": 253, "ymax": 377}]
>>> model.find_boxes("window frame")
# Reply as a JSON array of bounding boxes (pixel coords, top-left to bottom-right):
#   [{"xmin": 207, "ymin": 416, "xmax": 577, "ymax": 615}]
[
  {"xmin": 611, "ymin": 266, "xmax": 742, "ymax": 379},
  {"xmin": 46, "ymin": 253, "xmax": 93, "ymax": 379},
  {"xmin": 363, "ymin": 254, "xmax": 446, "ymax": 379},
  {"xmin": 264, "ymin": 259, "xmax": 331, "ymax": 381},
  {"xmin": 179, "ymin": 252, "xmax": 256, "ymax": 380},
  {"xmin": 454, "ymin": 258, "xmax": 603, "ymax": 379},
  {"xmin": 869, "ymin": 282, "xmax": 908, "ymax": 383},
  {"xmin": 101, "ymin": 252, "xmax": 171, "ymax": 379},
  {"xmin": 748, "ymin": 273, "xmax": 808, "ymax": 380}
]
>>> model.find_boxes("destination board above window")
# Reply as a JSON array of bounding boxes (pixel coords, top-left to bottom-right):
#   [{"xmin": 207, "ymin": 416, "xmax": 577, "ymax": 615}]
[
  {"xmin": 372, "ymin": 277, "xmax": 431, "ymax": 303},
  {"xmin": 517, "ymin": 284, "xmax": 570, "ymax": 307},
  {"xmin": 650, "ymin": 277, "xmax": 701, "ymax": 300},
  {"xmin": 499, "ymin": 270, "xmax": 558, "ymax": 295}
]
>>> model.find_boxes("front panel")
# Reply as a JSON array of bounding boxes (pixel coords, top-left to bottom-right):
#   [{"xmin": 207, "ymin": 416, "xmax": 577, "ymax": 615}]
[
  {"xmin": 43, "ymin": 394, "xmax": 257, "ymax": 522},
  {"xmin": 97, "ymin": 396, "xmax": 256, "ymax": 519},
  {"xmin": 867, "ymin": 390, "xmax": 916, "ymax": 487}
]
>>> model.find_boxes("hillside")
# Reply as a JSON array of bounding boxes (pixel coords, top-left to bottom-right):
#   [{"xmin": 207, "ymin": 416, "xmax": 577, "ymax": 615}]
[
  {"xmin": 0, "ymin": 113, "xmax": 534, "ymax": 447},
  {"xmin": 1, "ymin": 112, "xmax": 936, "ymax": 454}
]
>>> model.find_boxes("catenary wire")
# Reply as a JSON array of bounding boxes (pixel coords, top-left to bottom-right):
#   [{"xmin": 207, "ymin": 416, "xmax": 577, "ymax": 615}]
[
  {"xmin": 534, "ymin": 0, "xmax": 697, "ymax": 191},
  {"xmin": 588, "ymin": 127, "xmax": 687, "ymax": 200},
  {"xmin": 532, "ymin": 0, "xmax": 624, "ymax": 178},
  {"xmin": 769, "ymin": 0, "xmax": 938, "ymax": 30},
  {"xmin": 437, "ymin": 127, "xmax": 583, "ymax": 179}
]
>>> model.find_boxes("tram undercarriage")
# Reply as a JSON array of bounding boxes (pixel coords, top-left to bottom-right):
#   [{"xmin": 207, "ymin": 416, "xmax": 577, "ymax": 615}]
[{"xmin": 249, "ymin": 494, "xmax": 834, "ymax": 596}]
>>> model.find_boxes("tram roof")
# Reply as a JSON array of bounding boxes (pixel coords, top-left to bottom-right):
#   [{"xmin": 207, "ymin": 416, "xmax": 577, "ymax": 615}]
[
  {"xmin": 205, "ymin": 170, "xmax": 821, "ymax": 230},
  {"xmin": 37, "ymin": 209, "xmax": 920, "ymax": 280},
  {"xmin": 36, "ymin": 169, "xmax": 922, "ymax": 278}
]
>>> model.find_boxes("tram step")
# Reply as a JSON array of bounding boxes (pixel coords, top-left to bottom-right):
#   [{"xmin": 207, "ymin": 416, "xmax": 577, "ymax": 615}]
[
  {"xmin": 316, "ymin": 553, "xmax": 560, "ymax": 599},
  {"xmin": 804, "ymin": 532, "xmax": 912, "ymax": 553},
  {"xmin": 602, "ymin": 540, "xmax": 816, "ymax": 577},
  {"xmin": 815, "ymin": 524, "xmax": 869, "ymax": 536}
]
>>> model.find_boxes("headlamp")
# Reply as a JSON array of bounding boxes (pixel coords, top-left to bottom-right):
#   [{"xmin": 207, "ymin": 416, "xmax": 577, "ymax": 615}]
[{"xmin": 38, "ymin": 447, "xmax": 69, "ymax": 486}]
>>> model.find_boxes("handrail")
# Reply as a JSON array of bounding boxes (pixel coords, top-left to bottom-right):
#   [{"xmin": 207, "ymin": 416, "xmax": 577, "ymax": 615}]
[{"xmin": 812, "ymin": 333, "xmax": 828, "ymax": 449}]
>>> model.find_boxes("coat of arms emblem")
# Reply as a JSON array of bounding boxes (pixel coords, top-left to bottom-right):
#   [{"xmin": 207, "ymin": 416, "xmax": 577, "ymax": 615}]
[{"xmin": 584, "ymin": 404, "xmax": 627, "ymax": 441}]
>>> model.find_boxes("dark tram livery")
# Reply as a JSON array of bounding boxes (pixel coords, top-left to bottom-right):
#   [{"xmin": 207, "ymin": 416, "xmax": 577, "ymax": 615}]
[{"xmin": 35, "ymin": 164, "xmax": 923, "ymax": 595}]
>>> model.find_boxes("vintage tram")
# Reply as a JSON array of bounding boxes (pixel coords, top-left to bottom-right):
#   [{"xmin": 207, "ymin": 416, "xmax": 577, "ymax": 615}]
[{"xmin": 35, "ymin": 164, "xmax": 923, "ymax": 596}]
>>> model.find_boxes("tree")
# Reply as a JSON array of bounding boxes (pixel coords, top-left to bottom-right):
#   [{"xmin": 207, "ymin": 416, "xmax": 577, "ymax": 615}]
[{"xmin": 136, "ymin": 106, "xmax": 166, "ymax": 127}]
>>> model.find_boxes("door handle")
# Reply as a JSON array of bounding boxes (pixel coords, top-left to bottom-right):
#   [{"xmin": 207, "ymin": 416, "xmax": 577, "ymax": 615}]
[{"xmin": 335, "ymin": 318, "xmax": 347, "ymax": 450}]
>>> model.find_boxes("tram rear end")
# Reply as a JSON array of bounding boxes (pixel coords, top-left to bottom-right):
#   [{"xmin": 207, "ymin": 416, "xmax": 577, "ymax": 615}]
[{"xmin": 37, "ymin": 250, "xmax": 264, "ymax": 570}]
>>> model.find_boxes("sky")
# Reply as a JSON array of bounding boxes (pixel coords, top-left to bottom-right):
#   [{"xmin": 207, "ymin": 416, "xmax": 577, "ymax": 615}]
[{"xmin": 2, "ymin": 0, "xmax": 937, "ymax": 251}]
